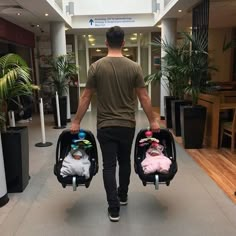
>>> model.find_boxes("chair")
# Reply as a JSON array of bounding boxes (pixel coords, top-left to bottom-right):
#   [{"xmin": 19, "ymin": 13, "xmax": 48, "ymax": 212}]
[{"xmin": 220, "ymin": 108, "xmax": 236, "ymax": 152}]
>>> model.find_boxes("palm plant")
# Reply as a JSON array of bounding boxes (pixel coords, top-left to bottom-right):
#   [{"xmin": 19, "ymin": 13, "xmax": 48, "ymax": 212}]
[
  {"xmin": 47, "ymin": 54, "xmax": 78, "ymax": 97},
  {"xmin": 0, "ymin": 53, "xmax": 39, "ymax": 130},
  {"xmin": 145, "ymin": 37, "xmax": 189, "ymax": 99},
  {"xmin": 179, "ymin": 32, "xmax": 217, "ymax": 105},
  {"xmin": 145, "ymin": 33, "xmax": 217, "ymax": 104}
]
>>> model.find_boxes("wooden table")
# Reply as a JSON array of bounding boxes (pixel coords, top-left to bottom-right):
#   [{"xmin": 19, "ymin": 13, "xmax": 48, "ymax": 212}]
[
  {"xmin": 220, "ymin": 103, "xmax": 236, "ymax": 110},
  {"xmin": 198, "ymin": 92, "xmax": 236, "ymax": 148},
  {"xmin": 216, "ymin": 103, "xmax": 236, "ymax": 148}
]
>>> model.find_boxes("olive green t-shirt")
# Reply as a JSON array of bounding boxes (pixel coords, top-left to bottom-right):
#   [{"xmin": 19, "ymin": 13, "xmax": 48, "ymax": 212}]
[{"xmin": 86, "ymin": 56, "xmax": 145, "ymax": 129}]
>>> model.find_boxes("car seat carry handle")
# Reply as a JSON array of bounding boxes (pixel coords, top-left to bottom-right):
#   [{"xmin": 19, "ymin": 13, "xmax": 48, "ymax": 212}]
[
  {"xmin": 55, "ymin": 130, "xmax": 78, "ymax": 163},
  {"xmin": 55, "ymin": 131, "xmax": 66, "ymax": 163},
  {"xmin": 168, "ymin": 130, "xmax": 177, "ymax": 160}
]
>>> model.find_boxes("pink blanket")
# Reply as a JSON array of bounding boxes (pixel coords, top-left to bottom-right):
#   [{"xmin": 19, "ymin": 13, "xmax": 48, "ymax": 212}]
[{"xmin": 141, "ymin": 152, "xmax": 172, "ymax": 174}]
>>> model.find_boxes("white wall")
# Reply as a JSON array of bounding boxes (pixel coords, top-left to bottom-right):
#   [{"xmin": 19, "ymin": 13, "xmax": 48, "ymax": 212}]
[
  {"xmin": 208, "ymin": 28, "xmax": 233, "ymax": 82},
  {"xmin": 67, "ymin": 0, "xmax": 153, "ymax": 15},
  {"xmin": 77, "ymin": 0, "xmax": 152, "ymax": 15}
]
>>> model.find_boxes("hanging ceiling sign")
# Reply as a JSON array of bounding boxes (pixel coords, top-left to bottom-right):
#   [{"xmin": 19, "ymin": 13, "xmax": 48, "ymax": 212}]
[
  {"xmin": 72, "ymin": 14, "xmax": 155, "ymax": 28},
  {"xmin": 88, "ymin": 16, "xmax": 135, "ymax": 27}
]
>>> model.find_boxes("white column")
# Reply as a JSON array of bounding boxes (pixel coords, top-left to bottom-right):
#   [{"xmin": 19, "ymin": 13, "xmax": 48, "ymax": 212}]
[
  {"xmin": 50, "ymin": 22, "xmax": 67, "ymax": 57},
  {"xmin": 160, "ymin": 18, "xmax": 177, "ymax": 118},
  {"xmin": 85, "ymin": 35, "xmax": 91, "ymax": 111},
  {"xmin": 50, "ymin": 22, "xmax": 71, "ymax": 121},
  {"xmin": 148, "ymin": 32, "xmax": 152, "ymax": 100},
  {"xmin": 0, "ymin": 135, "xmax": 8, "ymax": 206},
  {"xmin": 74, "ymin": 35, "xmax": 80, "ymax": 99}
]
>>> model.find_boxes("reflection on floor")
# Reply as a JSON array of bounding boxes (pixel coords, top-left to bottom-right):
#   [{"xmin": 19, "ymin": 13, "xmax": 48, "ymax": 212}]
[{"xmin": 0, "ymin": 111, "xmax": 236, "ymax": 236}]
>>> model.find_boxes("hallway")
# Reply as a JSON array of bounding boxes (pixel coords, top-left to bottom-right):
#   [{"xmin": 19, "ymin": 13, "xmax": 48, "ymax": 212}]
[{"xmin": 0, "ymin": 111, "xmax": 236, "ymax": 236}]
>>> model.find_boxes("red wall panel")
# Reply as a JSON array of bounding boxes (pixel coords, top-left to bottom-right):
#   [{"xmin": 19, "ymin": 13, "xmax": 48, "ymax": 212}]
[{"xmin": 0, "ymin": 17, "xmax": 35, "ymax": 48}]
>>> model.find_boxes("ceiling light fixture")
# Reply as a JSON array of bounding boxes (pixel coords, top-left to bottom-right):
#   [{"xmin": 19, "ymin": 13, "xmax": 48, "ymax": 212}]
[
  {"xmin": 17, "ymin": 12, "xmax": 21, "ymax": 16},
  {"xmin": 96, "ymin": 49, "xmax": 101, "ymax": 52},
  {"xmin": 178, "ymin": 9, "xmax": 182, "ymax": 12},
  {"xmin": 45, "ymin": 13, "xmax": 49, "ymax": 16},
  {"xmin": 130, "ymin": 37, "xmax": 137, "ymax": 41},
  {"xmin": 123, "ymin": 48, "xmax": 129, "ymax": 51},
  {"xmin": 157, "ymin": 24, "xmax": 162, "ymax": 28}
]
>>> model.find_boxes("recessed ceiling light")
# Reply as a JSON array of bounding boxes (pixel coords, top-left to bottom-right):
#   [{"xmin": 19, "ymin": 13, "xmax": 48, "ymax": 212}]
[
  {"xmin": 178, "ymin": 9, "xmax": 182, "ymax": 12},
  {"xmin": 17, "ymin": 13, "xmax": 21, "ymax": 16},
  {"xmin": 157, "ymin": 24, "xmax": 162, "ymax": 28},
  {"xmin": 96, "ymin": 49, "xmax": 101, "ymax": 52},
  {"xmin": 130, "ymin": 37, "xmax": 137, "ymax": 41},
  {"xmin": 88, "ymin": 38, "xmax": 95, "ymax": 42},
  {"xmin": 45, "ymin": 13, "xmax": 49, "ymax": 16},
  {"xmin": 36, "ymin": 24, "xmax": 40, "ymax": 27},
  {"xmin": 123, "ymin": 48, "xmax": 129, "ymax": 51},
  {"xmin": 91, "ymin": 43, "xmax": 95, "ymax": 46}
]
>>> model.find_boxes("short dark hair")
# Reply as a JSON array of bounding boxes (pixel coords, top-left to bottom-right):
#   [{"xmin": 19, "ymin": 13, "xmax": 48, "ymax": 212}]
[{"xmin": 106, "ymin": 26, "xmax": 124, "ymax": 48}]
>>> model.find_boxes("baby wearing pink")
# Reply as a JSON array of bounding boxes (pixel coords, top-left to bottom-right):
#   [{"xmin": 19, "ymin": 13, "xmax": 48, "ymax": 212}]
[{"xmin": 141, "ymin": 141, "xmax": 172, "ymax": 174}]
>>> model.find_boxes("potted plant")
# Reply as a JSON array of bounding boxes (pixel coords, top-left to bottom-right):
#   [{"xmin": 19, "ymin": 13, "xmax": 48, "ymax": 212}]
[
  {"xmin": 179, "ymin": 32, "xmax": 218, "ymax": 148},
  {"xmin": 145, "ymin": 37, "xmax": 190, "ymax": 131},
  {"xmin": 46, "ymin": 54, "xmax": 78, "ymax": 127},
  {"xmin": 0, "ymin": 53, "xmax": 39, "ymax": 194}
]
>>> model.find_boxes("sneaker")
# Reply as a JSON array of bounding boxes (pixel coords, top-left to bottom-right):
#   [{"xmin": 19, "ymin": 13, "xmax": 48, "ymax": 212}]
[
  {"xmin": 108, "ymin": 207, "xmax": 120, "ymax": 222},
  {"xmin": 119, "ymin": 196, "xmax": 128, "ymax": 206}
]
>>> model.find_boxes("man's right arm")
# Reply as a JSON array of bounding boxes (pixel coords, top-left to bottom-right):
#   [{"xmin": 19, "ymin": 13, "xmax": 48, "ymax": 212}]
[
  {"xmin": 70, "ymin": 88, "xmax": 94, "ymax": 133},
  {"xmin": 136, "ymin": 87, "xmax": 160, "ymax": 132}
]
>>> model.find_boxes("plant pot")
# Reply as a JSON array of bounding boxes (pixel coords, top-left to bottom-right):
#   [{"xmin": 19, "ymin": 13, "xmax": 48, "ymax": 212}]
[
  {"xmin": 69, "ymin": 86, "xmax": 79, "ymax": 114},
  {"xmin": 52, "ymin": 96, "xmax": 67, "ymax": 127},
  {"xmin": 1, "ymin": 126, "xmax": 29, "ymax": 193},
  {"xmin": 171, "ymin": 100, "xmax": 192, "ymax": 136},
  {"xmin": 180, "ymin": 105, "xmax": 207, "ymax": 149},
  {"xmin": 164, "ymin": 96, "xmax": 177, "ymax": 128}
]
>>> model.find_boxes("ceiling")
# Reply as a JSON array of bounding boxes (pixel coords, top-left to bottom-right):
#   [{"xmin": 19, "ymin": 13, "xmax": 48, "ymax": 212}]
[
  {"xmin": 0, "ymin": 0, "xmax": 68, "ymax": 35},
  {"xmin": 0, "ymin": 0, "xmax": 236, "ymax": 37}
]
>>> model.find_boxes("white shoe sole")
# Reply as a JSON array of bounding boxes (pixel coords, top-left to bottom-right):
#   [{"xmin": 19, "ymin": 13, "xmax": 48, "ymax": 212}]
[
  {"xmin": 120, "ymin": 201, "xmax": 128, "ymax": 206},
  {"xmin": 109, "ymin": 214, "xmax": 120, "ymax": 222}
]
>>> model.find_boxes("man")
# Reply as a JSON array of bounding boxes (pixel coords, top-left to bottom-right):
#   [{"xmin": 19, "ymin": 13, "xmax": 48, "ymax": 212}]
[{"xmin": 70, "ymin": 26, "xmax": 160, "ymax": 222}]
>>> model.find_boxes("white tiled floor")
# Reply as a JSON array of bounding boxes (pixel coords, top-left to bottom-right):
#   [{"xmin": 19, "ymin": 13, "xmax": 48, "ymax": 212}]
[{"xmin": 0, "ymin": 111, "xmax": 236, "ymax": 236}]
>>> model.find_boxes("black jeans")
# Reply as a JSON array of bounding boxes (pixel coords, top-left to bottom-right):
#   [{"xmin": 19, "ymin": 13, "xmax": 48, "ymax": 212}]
[{"xmin": 97, "ymin": 127, "xmax": 135, "ymax": 208}]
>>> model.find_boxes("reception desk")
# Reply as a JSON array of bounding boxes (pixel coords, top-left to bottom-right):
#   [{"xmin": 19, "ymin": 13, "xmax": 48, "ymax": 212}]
[{"xmin": 198, "ymin": 91, "xmax": 236, "ymax": 148}]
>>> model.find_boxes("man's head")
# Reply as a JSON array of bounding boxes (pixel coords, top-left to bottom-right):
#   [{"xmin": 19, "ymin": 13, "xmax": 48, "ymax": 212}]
[{"xmin": 106, "ymin": 26, "xmax": 124, "ymax": 49}]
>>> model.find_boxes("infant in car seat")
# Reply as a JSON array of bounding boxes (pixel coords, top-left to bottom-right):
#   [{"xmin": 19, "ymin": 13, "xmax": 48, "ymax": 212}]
[
  {"xmin": 140, "ymin": 131, "xmax": 172, "ymax": 174},
  {"xmin": 60, "ymin": 148, "xmax": 91, "ymax": 179}
]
